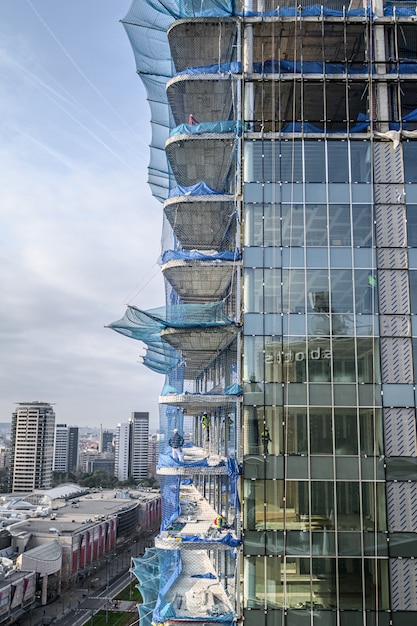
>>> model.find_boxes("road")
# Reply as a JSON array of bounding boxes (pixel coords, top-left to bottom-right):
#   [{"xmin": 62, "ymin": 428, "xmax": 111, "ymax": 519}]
[{"xmin": 58, "ymin": 572, "xmax": 134, "ymax": 626}]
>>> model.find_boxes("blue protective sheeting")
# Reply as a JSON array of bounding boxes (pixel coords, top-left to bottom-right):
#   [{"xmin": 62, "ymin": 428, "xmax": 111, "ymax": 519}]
[
  {"xmin": 224, "ymin": 383, "xmax": 242, "ymax": 395},
  {"xmin": 238, "ymin": 5, "xmax": 372, "ymax": 16},
  {"xmin": 177, "ymin": 61, "xmax": 241, "ymax": 75},
  {"xmin": 161, "ymin": 249, "xmax": 241, "ymax": 263},
  {"xmin": 169, "ymin": 120, "xmax": 242, "ymax": 137},
  {"xmin": 392, "ymin": 62, "xmax": 417, "ymax": 74},
  {"xmin": 253, "ymin": 60, "xmax": 370, "ymax": 74},
  {"xmin": 158, "ymin": 452, "xmax": 226, "ymax": 469},
  {"xmin": 181, "ymin": 533, "xmax": 241, "ymax": 547},
  {"xmin": 169, "ymin": 181, "xmax": 224, "ymax": 197},
  {"xmin": 384, "ymin": 6, "xmax": 416, "ymax": 15},
  {"xmin": 161, "ymin": 384, "xmax": 181, "ymax": 395},
  {"xmin": 160, "ymin": 475, "xmax": 182, "ymax": 529}
]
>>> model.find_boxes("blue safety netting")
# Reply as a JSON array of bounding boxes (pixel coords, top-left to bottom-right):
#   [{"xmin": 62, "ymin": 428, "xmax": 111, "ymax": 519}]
[
  {"xmin": 108, "ymin": 303, "xmax": 235, "ymax": 374},
  {"xmin": 160, "ymin": 249, "xmax": 241, "ymax": 263},
  {"xmin": 170, "ymin": 120, "xmax": 242, "ymax": 137},
  {"xmin": 131, "ymin": 548, "xmax": 162, "ymax": 626},
  {"xmin": 169, "ymin": 181, "xmax": 225, "ymax": 197},
  {"xmin": 122, "ymin": 0, "xmax": 235, "ymax": 201},
  {"xmin": 177, "ymin": 62, "xmax": 241, "ymax": 75}
]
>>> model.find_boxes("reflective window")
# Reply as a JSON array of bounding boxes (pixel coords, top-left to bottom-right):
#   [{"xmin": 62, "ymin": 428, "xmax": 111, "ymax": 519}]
[
  {"xmin": 328, "ymin": 142, "xmax": 349, "ymax": 181},
  {"xmin": 404, "ymin": 142, "xmax": 417, "ymax": 182}
]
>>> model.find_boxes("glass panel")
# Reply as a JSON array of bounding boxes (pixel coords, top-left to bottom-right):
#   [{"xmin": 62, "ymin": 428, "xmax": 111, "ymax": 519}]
[
  {"xmin": 328, "ymin": 142, "xmax": 349, "ymax": 181},
  {"xmin": 307, "ymin": 339, "xmax": 331, "ymax": 382},
  {"xmin": 389, "ymin": 532, "xmax": 417, "ymax": 557},
  {"xmin": 362, "ymin": 482, "xmax": 387, "ymax": 531},
  {"xmin": 338, "ymin": 559, "xmax": 363, "ymax": 609},
  {"xmin": 336, "ymin": 482, "xmax": 361, "ymax": 530},
  {"xmin": 386, "ymin": 457, "xmax": 417, "ymax": 481},
  {"xmin": 352, "ymin": 204, "xmax": 373, "ymax": 246},
  {"xmin": 310, "ymin": 410, "xmax": 333, "ymax": 454},
  {"xmin": 350, "ymin": 141, "xmax": 371, "ymax": 183},
  {"xmin": 263, "ymin": 269, "xmax": 281, "ymax": 313},
  {"xmin": 359, "ymin": 409, "xmax": 383, "ymax": 455},
  {"xmin": 334, "ymin": 409, "xmax": 358, "ymax": 455},
  {"xmin": 283, "ymin": 269, "xmax": 305, "ymax": 313},
  {"xmin": 281, "ymin": 142, "xmax": 303, "ymax": 182},
  {"xmin": 330, "ymin": 269, "xmax": 354, "ymax": 312},
  {"xmin": 333, "ymin": 338, "xmax": 355, "ymax": 381},
  {"xmin": 282, "ymin": 204, "xmax": 304, "ymax": 246},
  {"xmin": 407, "ymin": 204, "xmax": 417, "ymax": 247},
  {"xmin": 244, "ymin": 269, "xmax": 263, "ymax": 312},
  {"xmin": 286, "ymin": 409, "xmax": 308, "ymax": 455},
  {"xmin": 304, "ymin": 142, "xmax": 326, "ymax": 182},
  {"xmin": 355, "ymin": 269, "xmax": 378, "ymax": 314},
  {"xmin": 264, "ymin": 204, "xmax": 281, "ymax": 246},
  {"xmin": 243, "ymin": 336, "xmax": 265, "ymax": 382},
  {"xmin": 404, "ymin": 142, "xmax": 417, "ymax": 182},
  {"xmin": 283, "ymin": 337, "xmax": 308, "ymax": 382},
  {"xmin": 329, "ymin": 204, "xmax": 351, "ymax": 246},
  {"xmin": 363, "ymin": 560, "xmax": 389, "ymax": 610},
  {"xmin": 244, "ymin": 204, "xmax": 264, "ymax": 246}
]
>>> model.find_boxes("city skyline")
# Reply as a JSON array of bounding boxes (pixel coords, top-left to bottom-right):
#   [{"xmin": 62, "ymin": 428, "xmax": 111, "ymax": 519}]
[{"xmin": 0, "ymin": 1, "xmax": 164, "ymax": 428}]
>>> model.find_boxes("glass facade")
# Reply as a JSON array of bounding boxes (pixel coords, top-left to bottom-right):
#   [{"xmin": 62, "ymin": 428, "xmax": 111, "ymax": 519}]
[{"xmin": 242, "ymin": 139, "xmax": 390, "ymax": 617}]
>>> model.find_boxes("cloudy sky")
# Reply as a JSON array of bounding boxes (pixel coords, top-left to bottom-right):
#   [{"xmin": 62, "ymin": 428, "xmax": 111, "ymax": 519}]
[{"xmin": 0, "ymin": 1, "xmax": 166, "ymax": 429}]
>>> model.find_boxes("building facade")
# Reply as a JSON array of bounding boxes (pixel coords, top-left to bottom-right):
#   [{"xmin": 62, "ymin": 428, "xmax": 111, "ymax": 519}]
[
  {"xmin": 114, "ymin": 414, "xmax": 149, "ymax": 481},
  {"xmin": 114, "ymin": 422, "xmax": 130, "ymax": 481},
  {"xmin": 114, "ymin": 1, "xmax": 417, "ymax": 625},
  {"xmin": 129, "ymin": 412, "xmax": 149, "ymax": 481},
  {"xmin": 54, "ymin": 424, "xmax": 79, "ymax": 474},
  {"xmin": 9, "ymin": 402, "xmax": 55, "ymax": 492}
]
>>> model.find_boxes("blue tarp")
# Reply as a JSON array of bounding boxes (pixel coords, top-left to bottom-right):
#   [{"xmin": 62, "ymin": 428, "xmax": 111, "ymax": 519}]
[
  {"xmin": 170, "ymin": 120, "xmax": 242, "ymax": 137},
  {"xmin": 391, "ymin": 62, "xmax": 417, "ymax": 74},
  {"xmin": 224, "ymin": 383, "xmax": 242, "ymax": 396},
  {"xmin": 238, "ymin": 5, "xmax": 372, "ymax": 16},
  {"xmin": 161, "ymin": 249, "xmax": 241, "ymax": 263},
  {"xmin": 169, "ymin": 181, "xmax": 224, "ymax": 197},
  {"xmin": 177, "ymin": 61, "xmax": 241, "ymax": 75},
  {"xmin": 158, "ymin": 452, "xmax": 226, "ymax": 469},
  {"xmin": 181, "ymin": 533, "xmax": 241, "ymax": 547},
  {"xmin": 253, "ymin": 60, "xmax": 370, "ymax": 74},
  {"xmin": 384, "ymin": 6, "xmax": 416, "ymax": 15}
]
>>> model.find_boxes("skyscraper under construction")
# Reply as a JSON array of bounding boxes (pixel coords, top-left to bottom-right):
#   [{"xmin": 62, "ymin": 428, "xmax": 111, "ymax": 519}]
[{"xmin": 110, "ymin": 0, "xmax": 417, "ymax": 624}]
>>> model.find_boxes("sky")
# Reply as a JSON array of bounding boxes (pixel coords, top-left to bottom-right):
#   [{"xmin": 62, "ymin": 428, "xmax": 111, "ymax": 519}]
[{"xmin": 0, "ymin": 1, "xmax": 166, "ymax": 429}]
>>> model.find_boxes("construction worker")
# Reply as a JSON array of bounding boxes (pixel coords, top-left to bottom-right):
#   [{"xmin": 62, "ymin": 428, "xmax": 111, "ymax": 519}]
[
  {"xmin": 201, "ymin": 413, "xmax": 210, "ymax": 442},
  {"xmin": 214, "ymin": 514, "xmax": 228, "ymax": 530},
  {"xmin": 260, "ymin": 426, "xmax": 271, "ymax": 455},
  {"xmin": 168, "ymin": 428, "xmax": 184, "ymax": 462}
]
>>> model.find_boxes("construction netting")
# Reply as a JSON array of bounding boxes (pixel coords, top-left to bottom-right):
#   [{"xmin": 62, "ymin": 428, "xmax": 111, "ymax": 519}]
[{"xmin": 132, "ymin": 547, "xmax": 236, "ymax": 626}]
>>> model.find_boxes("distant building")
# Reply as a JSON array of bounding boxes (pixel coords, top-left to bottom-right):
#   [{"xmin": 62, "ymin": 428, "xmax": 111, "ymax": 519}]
[
  {"xmin": 53, "ymin": 424, "xmax": 79, "ymax": 474},
  {"xmin": 67, "ymin": 426, "xmax": 79, "ymax": 473},
  {"xmin": 130, "ymin": 412, "xmax": 149, "ymax": 481},
  {"xmin": 53, "ymin": 424, "xmax": 69, "ymax": 473},
  {"xmin": 114, "ymin": 422, "xmax": 130, "ymax": 481},
  {"xmin": 99, "ymin": 427, "xmax": 113, "ymax": 453},
  {"xmin": 9, "ymin": 402, "xmax": 55, "ymax": 492},
  {"xmin": 114, "ymin": 413, "xmax": 149, "ymax": 482}
]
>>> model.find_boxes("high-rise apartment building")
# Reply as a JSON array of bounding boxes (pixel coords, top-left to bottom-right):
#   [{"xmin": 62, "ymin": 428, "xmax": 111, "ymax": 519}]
[
  {"xmin": 114, "ymin": 422, "xmax": 130, "ymax": 481},
  {"xmin": 99, "ymin": 426, "xmax": 113, "ymax": 453},
  {"xmin": 114, "ymin": 413, "xmax": 149, "ymax": 481},
  {"xmin": 130, "ymin": 412, "xmax": 149, "ymax": 480},
  {"xmin": 53, "ymin": 424, "xmax": 79, "ymax": 474},
  {"xmin": 9, "ymin": 402, "xmax": 55, "ymax": 492},
  {"xmin": 113, "ymin": 0, "xmax": 417, "ymax": 624}
]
